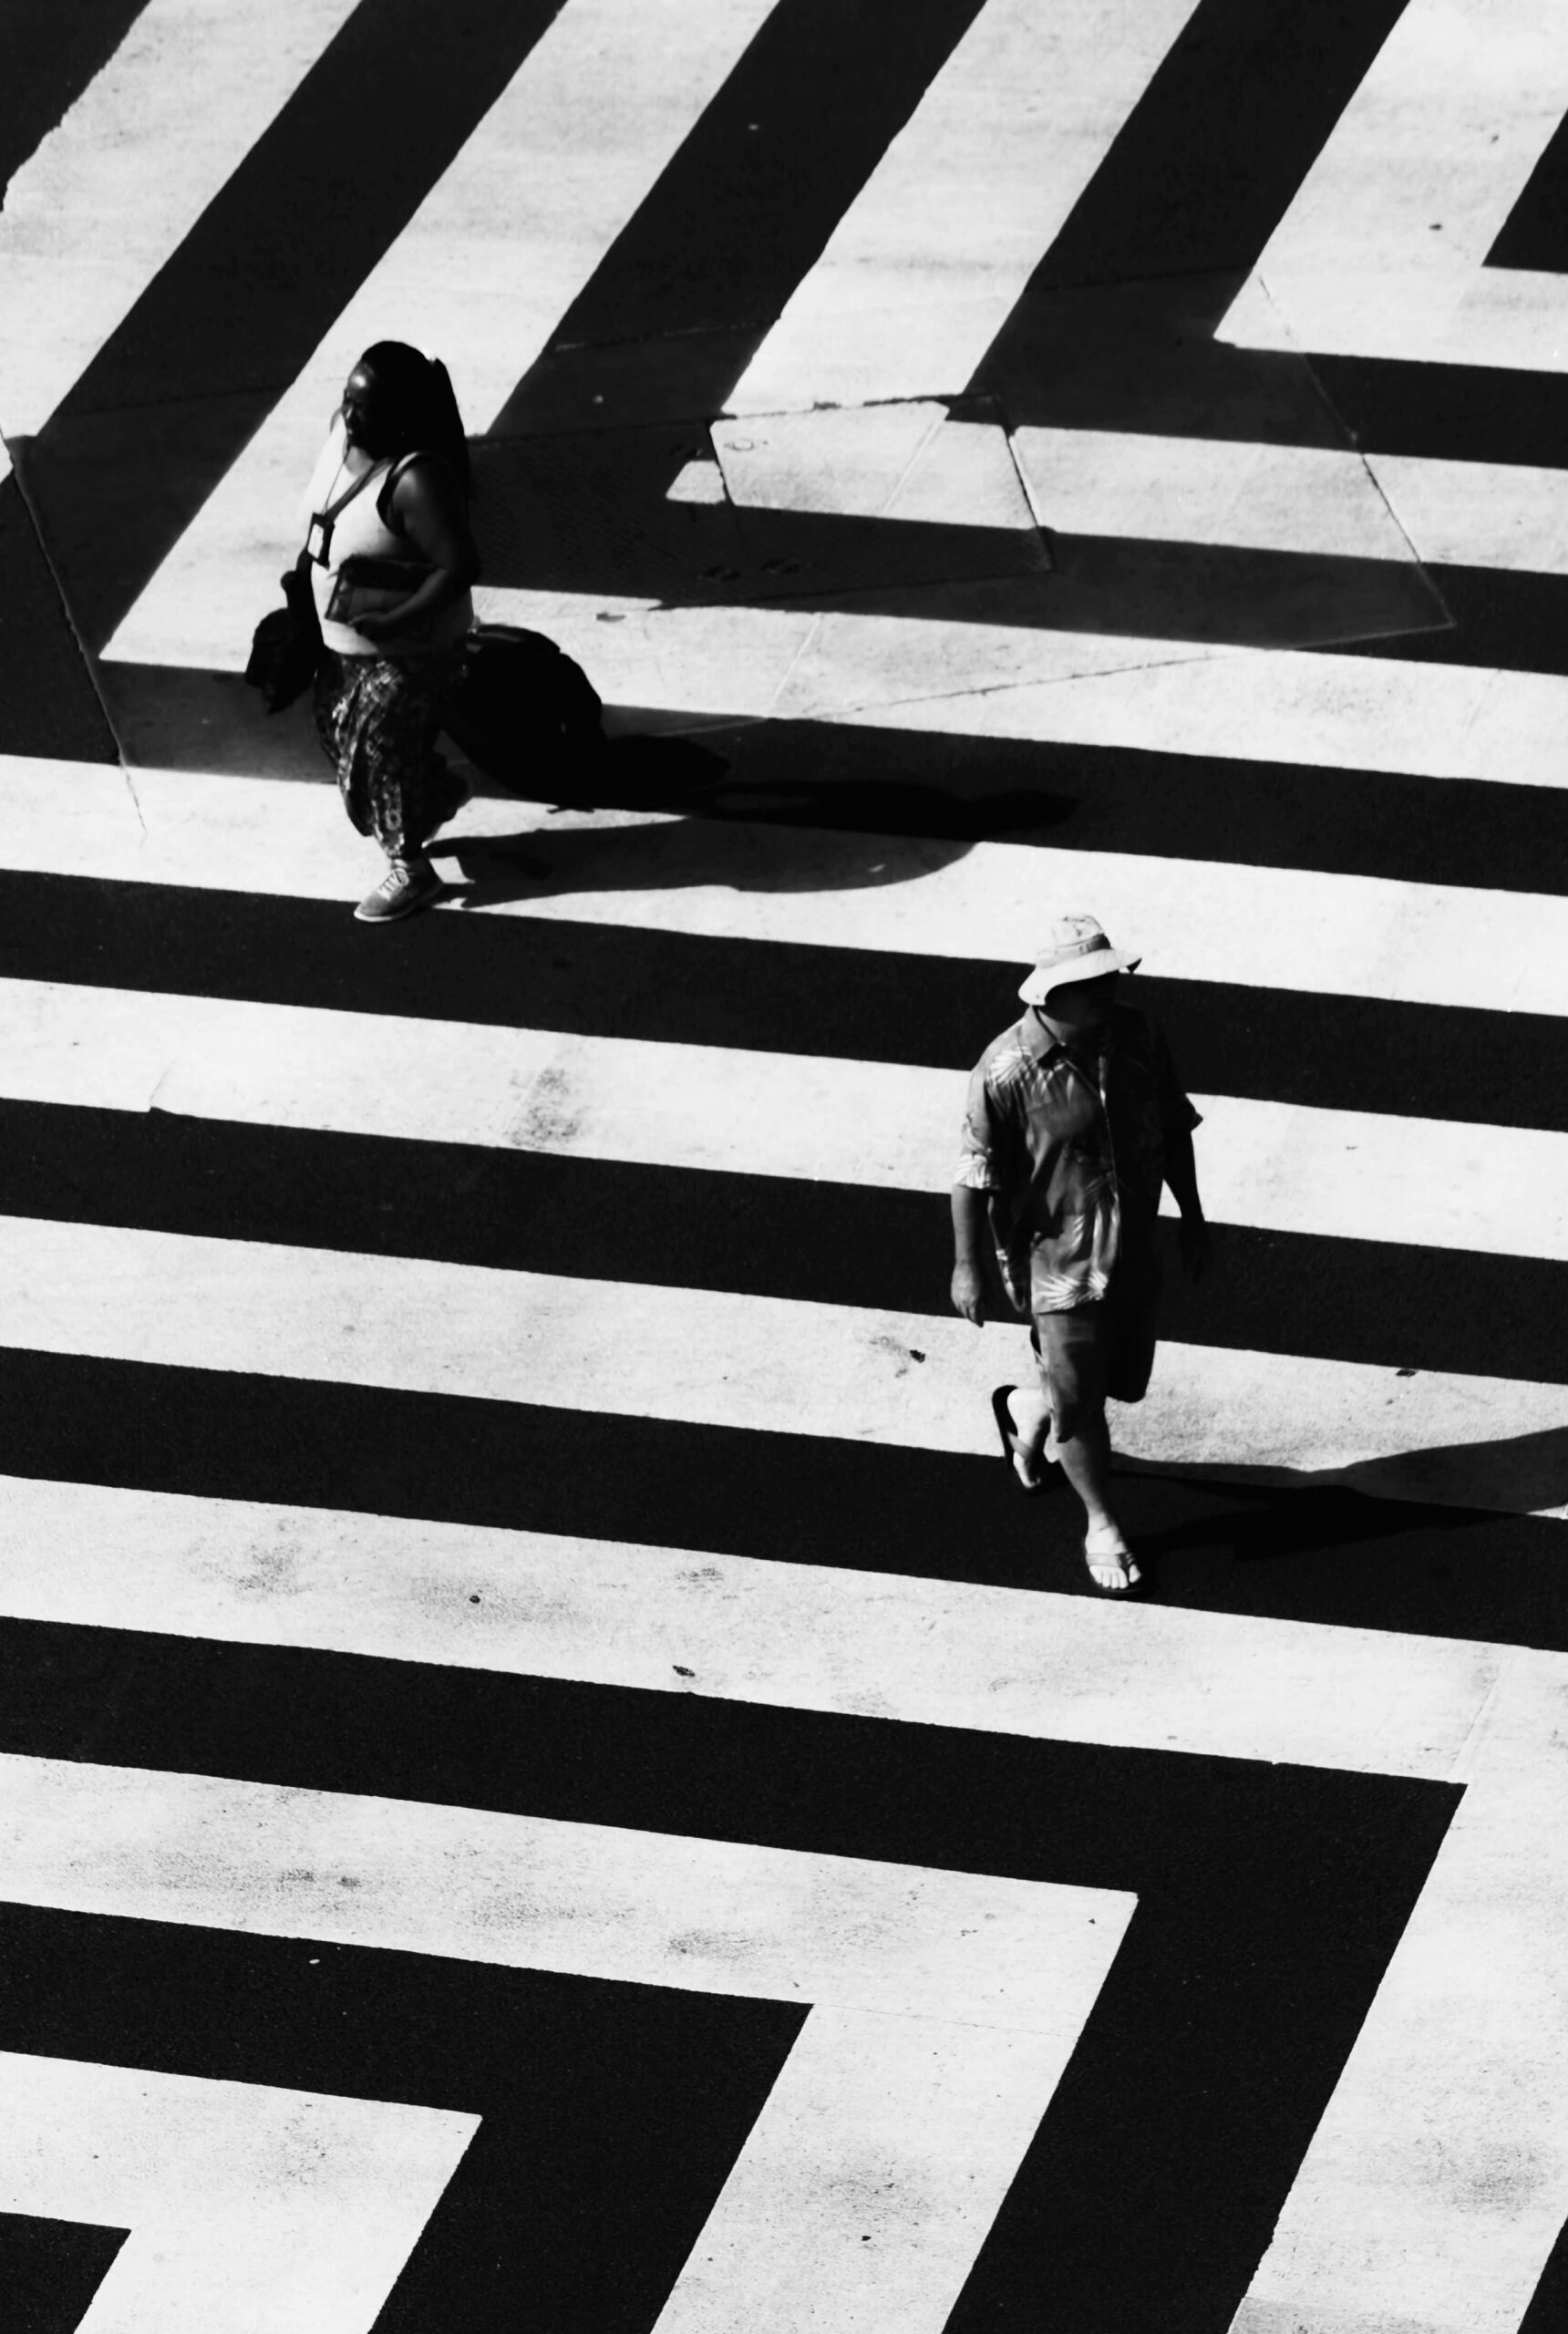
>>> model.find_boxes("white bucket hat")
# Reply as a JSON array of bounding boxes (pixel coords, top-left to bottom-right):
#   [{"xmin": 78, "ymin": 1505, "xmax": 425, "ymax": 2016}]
[{"xmin": 1017, "ymin": 913, "xmax": 1141, "ymax": 1005}]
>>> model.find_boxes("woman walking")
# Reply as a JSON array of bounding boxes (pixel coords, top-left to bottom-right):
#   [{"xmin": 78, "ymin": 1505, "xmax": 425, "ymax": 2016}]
[{"xmin": 303, "ymin": 342, "xmax": 481, "ymax": 923}]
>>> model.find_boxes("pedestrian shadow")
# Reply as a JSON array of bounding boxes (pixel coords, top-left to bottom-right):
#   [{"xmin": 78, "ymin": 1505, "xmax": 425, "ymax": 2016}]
[
  {"xmin": 428, "ymin": 756, "xmax": 978, "ymax": 910},
  {"xmin": 1120, "ymin": 1422, "xmax": 1568, "ymax": 1534}
]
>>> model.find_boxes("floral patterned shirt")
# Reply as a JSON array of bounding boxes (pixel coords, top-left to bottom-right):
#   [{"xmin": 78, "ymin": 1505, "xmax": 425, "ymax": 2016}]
[{"xmin": 954, "ymin": 1005, "xmax": 1201, "ymax": 1314}]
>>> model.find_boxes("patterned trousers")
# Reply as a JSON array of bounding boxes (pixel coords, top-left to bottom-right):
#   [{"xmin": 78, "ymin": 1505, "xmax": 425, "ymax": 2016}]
[{"xmin": 314, "ymin": 647, "xmax": 467, "ymax": 862}]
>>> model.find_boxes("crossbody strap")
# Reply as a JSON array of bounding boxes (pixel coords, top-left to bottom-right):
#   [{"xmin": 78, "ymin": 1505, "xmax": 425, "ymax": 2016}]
[{"xmin": 304, "ymin": 453, "xmax": 393, "ymax": 567}]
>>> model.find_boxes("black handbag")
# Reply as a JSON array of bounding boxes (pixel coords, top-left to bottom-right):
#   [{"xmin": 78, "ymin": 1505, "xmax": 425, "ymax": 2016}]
[{"xmin": 243, "ymin": 551, "xmax": 323, "ymax": 714}]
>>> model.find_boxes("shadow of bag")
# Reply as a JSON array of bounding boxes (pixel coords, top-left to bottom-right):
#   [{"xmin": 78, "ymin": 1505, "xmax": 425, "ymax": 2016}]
[{"xmin": 244, "ymin": 551, "xmax": 323, "ymax": 714}]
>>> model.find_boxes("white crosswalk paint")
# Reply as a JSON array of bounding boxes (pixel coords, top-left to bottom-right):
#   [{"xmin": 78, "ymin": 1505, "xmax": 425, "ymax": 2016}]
[
  {"xmin": 1, "ymin": 1754, "xmax": 1130, "ymax": 2334},
  {"xmin": 5, "ymin": 757, "xmax": 1567, "ymax": 1020},
  {"xmin": 105, "ymin": 0, "xmax": 782, "ymax": 668},
  {"xmin": 8, "ymin": 1485, "xmax": 1568, "ymax": 2329},
  {"xmin": 1220, "ymin": 0, "xmax": 1568, "ymax": 373},
  {"xmin": 0, "ymin": 2051, "xmax": 477, "ymax": 2334},
  {"xmin": 6, "ymin": 978, "xmax": 1566, "ymax": 1265},
  {"xmin": 483, "ymin": 587, "xmax": 1568, "ymax": 790},
  {"xmin": 1015, "ymin": 427, "xmax": 1568, "ymax": 577},
  {"xmin": 0, "ymin": 0, "xmax": 362, "ymax": 439},
  {"xmin": 106, "ymin": 507, "xmax": 1568, "ymax": 792},
  {"xmin": 0, "ymin": 1476, "xmax": 1497, "ymax": 1778},
  {"xmin": 727, "ymin": 0, "xmax": 1201, "ymax": 412},
  {"xmin": 2, "ymin": 1215, "xmax": 1563, "ymax": 1515}
]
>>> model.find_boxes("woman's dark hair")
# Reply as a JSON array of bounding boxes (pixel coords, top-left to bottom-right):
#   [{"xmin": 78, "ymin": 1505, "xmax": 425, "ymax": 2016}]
[{"xmin": 357, "ymin": 341, "xmax": 471, "ymax": 501}]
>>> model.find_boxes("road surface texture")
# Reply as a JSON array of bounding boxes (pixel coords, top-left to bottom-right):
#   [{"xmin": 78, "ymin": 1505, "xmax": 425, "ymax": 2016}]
[{"xmin": 2, "ymin": 5, "xmax": 1567, "ymax": 2332}]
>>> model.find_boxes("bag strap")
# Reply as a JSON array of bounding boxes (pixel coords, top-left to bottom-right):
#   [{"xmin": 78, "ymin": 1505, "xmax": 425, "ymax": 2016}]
[{"xmin": 318, "ymin": 455, "xmax": 391, "ymax": 524}]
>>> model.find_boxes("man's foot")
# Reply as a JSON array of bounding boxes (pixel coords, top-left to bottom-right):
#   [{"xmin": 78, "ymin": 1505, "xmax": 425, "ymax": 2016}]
[
  {"xmin": 1082, "ymin": 1521, "xmax": 1141, "ymax": 1596},
  {"xmin": 354, "ymin": 856, "xmax": 443, "ymax": 923}
]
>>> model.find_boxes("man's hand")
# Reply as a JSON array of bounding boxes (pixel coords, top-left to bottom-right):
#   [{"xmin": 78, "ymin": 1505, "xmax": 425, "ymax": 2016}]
[
  {"xmin": 951, "ymin": 1260, "xmax": 986, "ymax": 1325},
  {"xmin": 1177, "ymin": 1215, "xmax": 1214, "ymax": 1279}
]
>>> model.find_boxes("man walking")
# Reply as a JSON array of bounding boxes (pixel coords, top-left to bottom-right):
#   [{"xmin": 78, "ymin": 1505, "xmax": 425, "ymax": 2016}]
[{"xmin": 951, "ymin": 914, "xmax": 1212, "ymax": 1593}]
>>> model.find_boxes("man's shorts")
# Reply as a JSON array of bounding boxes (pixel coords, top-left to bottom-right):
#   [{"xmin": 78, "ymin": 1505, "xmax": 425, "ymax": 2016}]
[{"xmin": 1030, "ymin": 1272, "xmax": 1161, "ymax": 1422}]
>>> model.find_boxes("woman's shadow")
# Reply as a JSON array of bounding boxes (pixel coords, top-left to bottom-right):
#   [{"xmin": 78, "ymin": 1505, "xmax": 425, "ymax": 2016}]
[{"xmin": 428, "ymin": 732, "xmax": 991, "ymax": 908}]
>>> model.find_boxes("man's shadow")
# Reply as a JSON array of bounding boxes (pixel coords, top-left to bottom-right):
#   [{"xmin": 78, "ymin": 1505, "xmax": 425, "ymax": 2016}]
[{"xmin": 1123, "ymin": 1423, "xmax": 1568, "ymax": 1552}]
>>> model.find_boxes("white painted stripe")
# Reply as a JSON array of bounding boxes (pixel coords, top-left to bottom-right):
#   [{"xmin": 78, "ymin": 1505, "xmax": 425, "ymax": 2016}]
[
  {"xmin": 0, "ymin": 0, "xmax": 362, "ymax": 439},
  {"xmin": 11, "ymin": 1499, "xmax": 1567, "ymax": 2334},
  {"xmin": 1220, "ymin": 0, "xmax": 1568, "ymax": 374},
  {"xmin": 727, "ymin": 0, "xmax": 1201, "ymax": 412},
  {"xmin": 3, "ymin": 1215, "xmax": 1563, "ymax": 1515},
  {"xmin": 475, "ymin": 587, "xmax": 1568, "ymax": 794},
  {"xmin": 2, "ymin": 1754, "xmax": 1130, "ymax": 2334},
  {"xmin": 1235, "ymin": 1653, "xmax": 1568, "ymax": 2334},
  {"xmin": 1012, "ymin": 427, "xmax": 1423, "ymax": 563},
  {"xmin": 1015, "ymin": 427, "xmax": 1568, "ymax": 578},
  {"xmin": 105, "ymin": 0, "xmax": 782, "ymax": 668},
  {"xmin": 6, "ymin": 755, "xmax": 1567, "ymax": 1020},
  {"xmin": 0, "ymin": 2053, "xmax": 475, "ymax": 2334},
  {"xmin": 0, "ymin": 1476, "xmax": 1498, "ymax": 1779},
  {"xmin": 101, "ymin": 476, "xmax": 1568, "ymax": 783},
  {"xmin": 7, "ymin": 979, "xmax": 1566, "ymax": 1265}
]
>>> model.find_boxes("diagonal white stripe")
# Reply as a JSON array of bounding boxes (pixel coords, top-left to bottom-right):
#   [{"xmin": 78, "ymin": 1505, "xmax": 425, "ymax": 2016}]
[
  {"xmin": 5, "ymin": 978, "xmax": 1565, "ymax": 1265},
  {"xmin": 0, "ymin": 2053, "xmax": 477, "ymax": 2334},
  {"xmin": 727, "ymin": 0, "xmax": 1202, "ymax": 411},
  {"xmin": 0, "ymin": 0, "xmax": 363, "ymax": 439},
  {"xmin": 1219, "ymin": 0, "xmax": 1568, "ymax": 374},
  {"xmin": 105, "ymin": 0, "xmax": 783, "ymax": 667},
  {"xmin": 1, "ymin": 1215, "xmax": 1563, "ymax": 1515},
  {"xmin": 4, "ymin": 758, "xmax": 1566, "ymax": 1020}
]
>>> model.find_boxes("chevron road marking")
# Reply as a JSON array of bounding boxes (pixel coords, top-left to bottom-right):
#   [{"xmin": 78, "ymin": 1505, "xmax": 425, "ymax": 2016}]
[
  {"xmin": 105, "ymin": 0, "xmax": 783, "ymax": 669},
  {"xmin": 5, "ymin": 759, "xmax": 1567, "ymax": 1020},
  {"xmin": 727, "ymin": 0, "xmax": 1201, "ymax": 412},
  {"xmin": 5, "ymin": 978, "xmax": 1566, "ymax": 1265},
  {"xmin": 0, "ymin": 2050, "xmax": 477, "ymax": 2334},
  {"xmin": 1220, "ymin": 0, "xmax": 1568, "ymax": 373},
  {"xmin": 0, "ymin": 1754, "xmax": 1131, "ymax": 2334},
  {"xmin": 0, "ymin": 0, "xmax": 363, "ymax": 439},
  {"xmin": 5, "ymin": 1482, "xmax": 1568, "ymax": 2329},
  {"xmin": 2, "ymin": 1214, "xmax": 1564, "ymax": 1514}
]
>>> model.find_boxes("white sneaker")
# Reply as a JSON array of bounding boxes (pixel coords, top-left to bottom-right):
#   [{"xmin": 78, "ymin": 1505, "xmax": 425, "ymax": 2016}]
[{"xmin": 353, "ymin": 857, "xmax": 443, "ymax": 923}]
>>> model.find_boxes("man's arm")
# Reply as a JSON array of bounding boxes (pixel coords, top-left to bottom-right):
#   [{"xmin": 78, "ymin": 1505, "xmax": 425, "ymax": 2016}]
[
  {"xmin": 951, "ymin": 1184, "xmax": 991, "ymax": 1325},
  {"xmin": 1163, "ymin": 1124, "xmax": 1213, "ymax": 1278}
]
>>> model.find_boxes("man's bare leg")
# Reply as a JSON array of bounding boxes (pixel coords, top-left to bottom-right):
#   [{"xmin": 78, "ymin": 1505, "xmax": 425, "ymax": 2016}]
[
  {"xmin": 1002, "ymin": 1384, "xmax": 1052, "ymax": 1488},
  {"xmin": 1049, "ymin": 1403, "xmax": 1140, "ymax": 1592}
]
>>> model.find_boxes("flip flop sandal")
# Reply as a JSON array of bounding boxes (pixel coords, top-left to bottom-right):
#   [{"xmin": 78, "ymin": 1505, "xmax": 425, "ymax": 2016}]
[
  {"xmin": 990, "ymin": 1385, "xmax": 1050, "ymax": 1497},
  {"xmin": 1081, "ymin": 1530, "xmax": 1141, "ymax": 1596}
]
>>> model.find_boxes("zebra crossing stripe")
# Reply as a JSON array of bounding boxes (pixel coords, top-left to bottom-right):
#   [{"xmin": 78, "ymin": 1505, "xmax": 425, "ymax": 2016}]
[
  {"xmin": 4, "ymin": 758, "xmax": 1563, "ymax": 1021},
  {"xmin": 1013, "ymin": 427, "xmax": 1568, "ymax": 577},
  {"xmin": 0, "ymin": 2050, "xmax": 477, "ymax": 2334},
  {"xmin": 0, "ymin": 1752, "xmax": 1130, "ymax": 2334},
  {"xmin": 0, "ymin": 1475, "xmax": 1501, "ymax": 1775},
  {"xmin": 6, "ymin": 978, "xmax": 1566, "ymax": 1265},
  {"xmin": 727, "ymin": 0, "xmax": 1202, "ymax": 413},
  {"xmin": 102, "ymin": 0, "xmax": 786, "ymax": 672},
  {"xmin": 2, "ymin": 1214, "xmax": 1563, "ymax": 1515},
  {"xmin": 1220, "ymin": 0, "xmax": 1568, "ymax": 374},
  {"xmin": 0, "ymin": 0, "xmax": 363, "ymax": 439},
  {"xmin": 6, "ymin": 1483, "xmax": 1568, "ymax": 2329}
]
